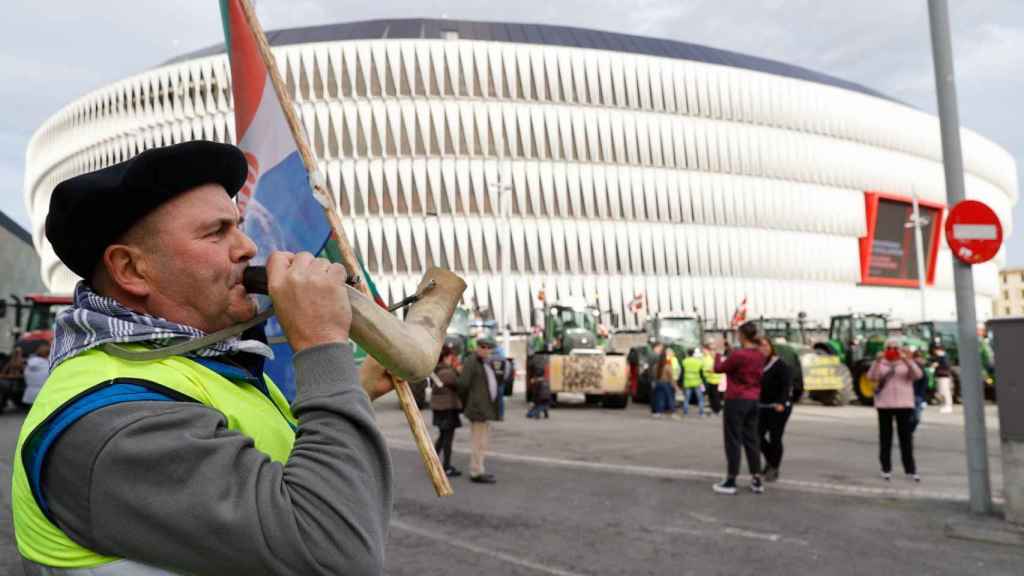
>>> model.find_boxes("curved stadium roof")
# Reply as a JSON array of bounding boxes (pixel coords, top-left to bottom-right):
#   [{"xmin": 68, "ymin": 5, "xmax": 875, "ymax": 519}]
[{"xmin": 167, "ymin": 17, "xmax": 898, "ymax": 104}]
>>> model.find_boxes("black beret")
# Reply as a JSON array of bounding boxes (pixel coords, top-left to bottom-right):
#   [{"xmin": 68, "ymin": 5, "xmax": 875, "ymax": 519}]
[{"xmin": 46, "ymin": 140, "xmax": 248, "ymax": 280}]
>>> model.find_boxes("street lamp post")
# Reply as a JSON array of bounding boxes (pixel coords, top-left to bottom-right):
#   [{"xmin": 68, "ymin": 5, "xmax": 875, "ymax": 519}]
[
  {"xmin": 905, "ymin": 189, "xmax": 929, "ymax": 321},
  {"xmin": 488, "ymin": 162, "xmax": 513, "ymax": 359}
]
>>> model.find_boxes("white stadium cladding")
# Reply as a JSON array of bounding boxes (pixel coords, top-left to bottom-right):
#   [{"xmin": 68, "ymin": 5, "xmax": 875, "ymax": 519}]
[{"xmin": 25, "ymin": 18, "xmax": 1018, "ymax": 330}]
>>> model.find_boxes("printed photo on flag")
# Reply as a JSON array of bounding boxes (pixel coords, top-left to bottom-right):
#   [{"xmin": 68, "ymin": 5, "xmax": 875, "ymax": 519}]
[{"xmin": 221, "ymin": 0, "xmax": 332, "ymax": 400}]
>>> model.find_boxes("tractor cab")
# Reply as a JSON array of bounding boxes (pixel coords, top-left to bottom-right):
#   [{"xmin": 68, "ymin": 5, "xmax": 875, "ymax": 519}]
[
  {"xmin": 0, "ymin": 293, "xmax": 72, "ymax": 411},
  {"xmin": 820, "ymin": 313, "xmax": 889, "ymax": 405},
  {"xmin": 443, "ymin": 306, "xmax": 473, "ymax": 356},
  {"xmin": 2, "ymin": 294, "xmax": 72, "ymax": 355},
  {"xmin": 826, "ymin": 314, "xmax": 888, "ymax": 365},
  {"xmin": 753, "ymin": 317, "xmax": 800, "ymax": 345},
  {"xmin": 544, "ymin": 298, "xmax": 600, "ymax": 354},
  {"xmin": 644, "ymin": 313, "xmax": 702, "ymax": 357},
  {"xmin": 904, "ymin": 321, "xmax": 959, "ymax": 363}
]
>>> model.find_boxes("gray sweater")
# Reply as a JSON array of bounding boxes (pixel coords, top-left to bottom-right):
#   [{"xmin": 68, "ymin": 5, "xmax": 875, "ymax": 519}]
[{"xmin": 41, "ymin": 342, "xmax": 392, "ymax": 576}]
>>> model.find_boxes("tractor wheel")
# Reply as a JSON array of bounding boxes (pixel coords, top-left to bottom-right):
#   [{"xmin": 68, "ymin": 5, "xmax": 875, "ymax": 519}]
[
  {"xmin": 852, "ymin": 361, "xmax": 876, "ymax": 406},
  {"xmin": 602, "ymin": 393, "xmax": 629, "ymax": 409},
  {"xmin": 809, "ymin": 390, "xmax": 843, "ymax": 407}
]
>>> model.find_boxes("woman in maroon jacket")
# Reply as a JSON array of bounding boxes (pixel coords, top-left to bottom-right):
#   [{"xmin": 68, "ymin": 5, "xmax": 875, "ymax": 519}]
[{"xmin": 712, "ymin": 322, "xmax": 767, "ymax": 495}]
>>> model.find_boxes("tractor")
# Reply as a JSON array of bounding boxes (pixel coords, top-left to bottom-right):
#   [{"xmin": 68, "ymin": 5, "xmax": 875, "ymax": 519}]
[
  {"xmin": 627, "ymin": 313, "xmax": 703, "ymax": 404},
  {"xmin": 903, "ymin": 320, "xmax": 996, "ymax": 402},
  {"xmin": 0, "ymin": 293, "xmax": 73, "ymax": 410},
  {"xmin": 752, "ymin": 317, "xmax": 855, "ymax": 406},
  {"xmin": 408, "ymin": 306, "xmax": 513, "ymax": 409},
  {"xmin": 527, "ymin": 298, "xmax": 629, "ymax": 408},
  {"xmin": 814, "ymin": 314, "xmax": 889, "ymax": 405}
]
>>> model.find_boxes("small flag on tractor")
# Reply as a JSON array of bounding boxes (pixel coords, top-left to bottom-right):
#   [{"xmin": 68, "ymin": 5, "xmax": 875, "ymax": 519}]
[
  {"xmin": 730, "ymin": 296, "xmax": 748, "ymax": 328},
  {"xmin": 628, "ymin": 293, "xmax": 645, "ymax": 314}
]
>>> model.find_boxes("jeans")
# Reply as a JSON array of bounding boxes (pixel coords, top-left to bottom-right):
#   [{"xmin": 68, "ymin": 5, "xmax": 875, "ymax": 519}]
[
  {"xmin": 758, "ymin": 406, "xmax": 791, "ymax": 470},
  {"xmin": 651, "ymin": 381, "xmax": 676, "ymax": 413},
  {"xmin": 723, "ymin": 399, "xmax": 761, "ymax": 479},
  {"xmin": 878, "ymin": 408, "xmax": 916, "ymax": 474},
  {"xmin": 682, "ymin": 387, "xmax": 705, "ymax": 415},
  {"xmin": 526, "ymin": 401, "xmax": 550, "ymax": 418},
  {"xmin": 911, "ymin": 396, "xmax": 926, "ymax": 433}
]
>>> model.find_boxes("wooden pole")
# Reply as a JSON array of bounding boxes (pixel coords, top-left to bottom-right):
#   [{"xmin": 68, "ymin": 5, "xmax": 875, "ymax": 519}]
[{"xmin": 235, "ymin": 0, "xmax": 452, "ymax": 497}]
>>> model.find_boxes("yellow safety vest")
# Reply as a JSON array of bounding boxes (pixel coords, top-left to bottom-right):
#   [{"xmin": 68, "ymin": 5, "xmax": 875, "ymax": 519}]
[
  {"xmin": 12, "ymin": 347, "xmax": 296, "ymax": 571},
  {"xmin": 681, "ymin": 356, "xmax": 704, "ymax": 388},
  {"xmin": 701, "ymin": 354, "xmax": 722, "ymax": 385}
]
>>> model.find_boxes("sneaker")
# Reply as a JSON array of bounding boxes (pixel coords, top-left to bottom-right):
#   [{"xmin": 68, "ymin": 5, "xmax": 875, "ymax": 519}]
[
  {"xmin": 445, "ymin": 467, "xmax": 462, "ymax": 478},
  {"xmin": 908, "ymin": 474, "xmax": 921, "ymax": 483},
  {"xmin": 470, "ymin": 473, "xmax": 496, "ymax": 484},
  {"xmin": 670, "ymin": 413, "xmax": 683, "ymax": 421},
  {"xmin": 764, "ymin": 466, "xmax": 779, "ymax": 482},
  {"xmin": 881, "ymin": 471, "xmax": 892, "ymax": 481},
  {"xmin": 651, "ymin": 413, "xmax": 663, "ymax": 419},
  {"xmin": 751, "ymin": 477, "xmax": 765, "ymax": 494},
  {"xmin": 713, "ymin": 480, "xmax": 737, "ymax": 495}
]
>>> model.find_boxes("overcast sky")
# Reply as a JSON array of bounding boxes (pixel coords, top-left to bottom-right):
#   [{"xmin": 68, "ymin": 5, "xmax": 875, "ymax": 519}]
[{"xmin": 3, "ymin": 1, "xmax": 1021, "ymax": 264}]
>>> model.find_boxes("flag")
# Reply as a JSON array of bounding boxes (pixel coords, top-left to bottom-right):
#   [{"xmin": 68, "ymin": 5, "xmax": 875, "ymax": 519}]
[
  {"xmin": 220, "ymin": 0, "xmax": 332, "ymax": 400},
  {"xmin": 730, "ymin": 296, "xmax": 748, "ymax": 328},
  {"xmin": 628, "ymin": 293, "xmax": 645, "ymax": 314}
]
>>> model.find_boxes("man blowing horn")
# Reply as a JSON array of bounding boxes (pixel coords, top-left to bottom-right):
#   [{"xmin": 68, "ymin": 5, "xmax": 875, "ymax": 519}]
[{"xmin": 12, "ymin": 141, "xmax": 392, "ymax": 575}]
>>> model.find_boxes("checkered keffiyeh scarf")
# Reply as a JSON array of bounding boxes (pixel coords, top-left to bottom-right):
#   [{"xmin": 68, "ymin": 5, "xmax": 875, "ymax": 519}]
[{"xmin": 51, "ymin": 282, "xmax": 272, "ymax": 370}]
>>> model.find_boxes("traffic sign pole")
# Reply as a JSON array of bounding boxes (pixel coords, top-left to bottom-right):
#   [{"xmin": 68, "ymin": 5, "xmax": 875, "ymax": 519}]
[{"xmin": 928, "ymin": 0, "xmax": 992, "ymax": 514}]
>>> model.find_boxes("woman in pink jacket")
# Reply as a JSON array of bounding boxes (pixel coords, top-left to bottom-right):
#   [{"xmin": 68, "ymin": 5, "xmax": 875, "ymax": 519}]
[{"xmin": 867, "ymin": 337, "xmax": 924, "ymax": 482}]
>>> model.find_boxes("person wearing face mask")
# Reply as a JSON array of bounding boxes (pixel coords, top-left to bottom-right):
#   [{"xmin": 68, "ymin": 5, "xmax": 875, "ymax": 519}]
[{"xmin": 867, "ymin": 337, "xmax": 924, "ymax": 482}]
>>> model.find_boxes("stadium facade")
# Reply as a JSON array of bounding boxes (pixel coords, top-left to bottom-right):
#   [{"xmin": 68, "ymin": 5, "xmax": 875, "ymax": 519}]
[{"xmin": 24, "ymin": 19, "xmax": 1018, "ymax": 330}]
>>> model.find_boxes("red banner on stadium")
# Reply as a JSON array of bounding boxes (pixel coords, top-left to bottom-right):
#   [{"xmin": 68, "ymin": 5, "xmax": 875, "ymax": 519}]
[{"xmin": 859, "ymin": 191, "xmax": 944, "ymax": 288}]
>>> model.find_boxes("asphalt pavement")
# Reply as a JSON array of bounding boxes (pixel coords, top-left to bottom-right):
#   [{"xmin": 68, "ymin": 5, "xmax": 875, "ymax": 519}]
[{"xmin": 1, "ymin": 396, "xmax": 1021, "ymax": 575}]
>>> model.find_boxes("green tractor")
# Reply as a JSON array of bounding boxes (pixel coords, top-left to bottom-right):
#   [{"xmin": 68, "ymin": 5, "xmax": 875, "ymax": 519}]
[
  {"xmin": 627, "ymin": 313, "xmax": 703, "ymax": 403},
  {"xmin": 752, "ymin": 317, "xmax": 856, "ymax": 406},
  {"xmin": 814, "ymin": 314, "xmax": 889, "ymax": 405},
  {"xmin": 526, "ymin": 298, "xmax": 629, "ymax": 408},
  {"xmin": 903, "ymin": 321, "xmax": 996, "ymax": 402}
]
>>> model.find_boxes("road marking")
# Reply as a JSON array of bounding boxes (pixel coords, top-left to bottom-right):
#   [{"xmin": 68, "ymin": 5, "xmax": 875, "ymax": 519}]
[
  {"xmin": 391, "ymin": 519, "xmax": 588, "ymax": 576},
  {"xmin": 386, "ymin": 439, "xmax": 1002, "ymax": 504},
  {"xmin": 663, "ymin": 523, "xmax": 809, "ymax": 547},
  {"xmin": 686, "ymin": 511, "xmax": 718, "ymax": 524},
  {"xmin": 723, "ymin": 527, "xmax": 781, "ymax": 542}
]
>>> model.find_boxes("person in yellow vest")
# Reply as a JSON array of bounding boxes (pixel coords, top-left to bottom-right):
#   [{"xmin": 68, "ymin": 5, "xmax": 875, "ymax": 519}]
[
  {"xmin": 680, "ymin": 348, "xmax": 707, "ymax": 417},
  {"xmin": 12, "ymin": 141, "xmax": 394, "ymax": 575},
  {"xmin": 701, "ymin": 339, "xmax": 723, "ymax": 415}
]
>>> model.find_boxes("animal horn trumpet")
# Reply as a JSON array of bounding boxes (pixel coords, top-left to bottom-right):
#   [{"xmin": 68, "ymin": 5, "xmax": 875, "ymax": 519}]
[{"xmin": 243, "ymin": 265, "xmax": 466, "ymax": 382}]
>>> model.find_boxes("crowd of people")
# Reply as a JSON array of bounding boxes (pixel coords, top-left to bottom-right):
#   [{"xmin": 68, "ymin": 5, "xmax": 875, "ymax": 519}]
[{"xmin": 432, "ymin": 320, "xmax": 950, "ymax": 495}]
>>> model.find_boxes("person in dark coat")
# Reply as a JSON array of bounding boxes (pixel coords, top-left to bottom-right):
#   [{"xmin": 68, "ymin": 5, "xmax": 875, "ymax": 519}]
[
  {"xmin": 431, "ymin": 344, "xmax": 463, "ymax": 477},
  {"xmin": 457, "ymin": 337, "xmax": 501, "ymax": 484},
  {"xmin": 526, "ymin": 369, "xmax": 552, "ymax": 419},
  {"xmin": 757, "ymin": 338, "xmax": 793, "ymax": 482}
]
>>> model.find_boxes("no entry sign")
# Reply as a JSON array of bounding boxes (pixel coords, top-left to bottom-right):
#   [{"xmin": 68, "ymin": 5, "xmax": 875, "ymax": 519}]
[{"xmin": 945, "ymin": 200, "xmax": 1003, "ymax": 264}]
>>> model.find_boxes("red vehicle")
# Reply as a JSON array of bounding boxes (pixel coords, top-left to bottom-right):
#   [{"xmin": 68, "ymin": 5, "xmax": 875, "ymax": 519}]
[{"xmin": 0, "ymin": 294, "xmax": 72, "ymax": 410}]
